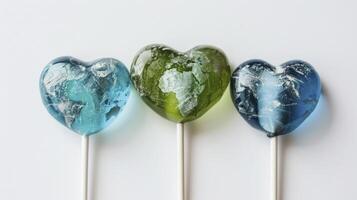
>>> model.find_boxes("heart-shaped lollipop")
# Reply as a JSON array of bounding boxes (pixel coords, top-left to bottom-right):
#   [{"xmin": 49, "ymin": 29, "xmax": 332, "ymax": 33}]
[
  {"xmin": 231, "ymin": 59, "xmax": 321, "ymax": 200},
  {"xmin": 130, "ymin": 44, "xmax": 231, "ymax": 122},
  {"xmin": 230, "ymin": 59, "xmax": 321, "ymax": 137},
  {"xmin": 40, "ymin": 56, "xmax": 131, "ymax": 135},
  {"xmin": 40, "ymin": 56, "xmax": 131, "ymax": 200},
  {"xmin": 131, "ymin": 44, "xmax": 231, "ymax": 200}
]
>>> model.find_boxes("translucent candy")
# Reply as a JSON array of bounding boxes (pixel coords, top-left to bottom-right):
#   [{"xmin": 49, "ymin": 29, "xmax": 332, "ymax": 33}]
[
  {"xmin": 40, "ymin": 57, "xmax": 130, "ymax": 135},
  {"xmin": 230, "ymin": 60, "xmax": 321, "ymax": 137},
  {"xmin": 130, "ymin": 44, "xmax": 231, "ymax": 122}
]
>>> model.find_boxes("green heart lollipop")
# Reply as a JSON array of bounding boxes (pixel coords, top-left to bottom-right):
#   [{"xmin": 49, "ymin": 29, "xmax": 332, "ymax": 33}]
[{"xmin": 130, "ymin": 44, "xmax": 231, "ymax": 122}]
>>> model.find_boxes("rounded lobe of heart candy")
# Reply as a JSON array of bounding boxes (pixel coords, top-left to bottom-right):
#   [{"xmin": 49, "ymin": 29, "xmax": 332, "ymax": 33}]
[
  {"xmin": 130, "ymin": 44, "xmax": 231, "ymax": 123},
  {"xmin": 39, "ymin": 56, "xmax": 131, "ymax": 135},
  {"xmin": 230, "ymin": 59, "xmax": 321, "ymax": 137}
]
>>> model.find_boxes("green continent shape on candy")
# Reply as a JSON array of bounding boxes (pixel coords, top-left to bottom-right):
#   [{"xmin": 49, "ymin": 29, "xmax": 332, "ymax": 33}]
[{"xmin": 130, "ymin": 44, "xmax": 231, "ymax": 122}]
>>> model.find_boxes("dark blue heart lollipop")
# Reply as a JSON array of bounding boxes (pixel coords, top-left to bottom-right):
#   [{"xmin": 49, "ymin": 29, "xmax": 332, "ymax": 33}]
[
  {"xmin": 40, "ymin": 57, "xmax": 131, "ymax": 135},
  {"xmin": 230, "ymin": 59, "xmax": 321, "ymax": 137}
]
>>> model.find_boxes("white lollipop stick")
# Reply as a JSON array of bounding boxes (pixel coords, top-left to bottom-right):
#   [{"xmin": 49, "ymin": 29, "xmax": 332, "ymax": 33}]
[
  {"xmin": 271, "ymin": 136, "xmax": 278, "ymax": 200},
  {"xmin": 81, "ymin": 135, "xmax": 89, "ymax": 200},
  {"xmin": 177, "ymin": 123, "xmax": 185, "ymax": 200}
]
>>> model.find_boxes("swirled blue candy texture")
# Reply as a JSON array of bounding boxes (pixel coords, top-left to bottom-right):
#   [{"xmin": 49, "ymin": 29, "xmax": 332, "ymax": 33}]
[
  {"xmin": 40, "ymin": 57, "xmax": 131, "ymax": 135},
  {"xmin": 230, "ymin": 60, "xmax": 321, "ymax": 137}
]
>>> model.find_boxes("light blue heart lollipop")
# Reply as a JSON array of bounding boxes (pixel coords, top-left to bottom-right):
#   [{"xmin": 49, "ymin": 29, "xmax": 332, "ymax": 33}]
[{"xmin": 40, "ymin": 56, "xmax": 131, "ymax": 135}]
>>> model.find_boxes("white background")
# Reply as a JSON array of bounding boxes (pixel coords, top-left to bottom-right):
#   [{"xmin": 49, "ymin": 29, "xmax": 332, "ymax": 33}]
[{"xmin": 1, "ymin": 0, "xmax": 356, "ymax": 199}]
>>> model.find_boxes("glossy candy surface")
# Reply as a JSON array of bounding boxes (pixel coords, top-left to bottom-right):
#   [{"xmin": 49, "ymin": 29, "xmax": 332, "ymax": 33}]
[
  {"xmin": 130, "ymin": 44, "xmax": 231, "ymax": 122},
  {"xmin": 40, "ymin": 57, "xmax": 130, "ymax": 135},
  {"xmin": 230, "ymin": 59, "xmax": 321, "ymax": 137}
]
